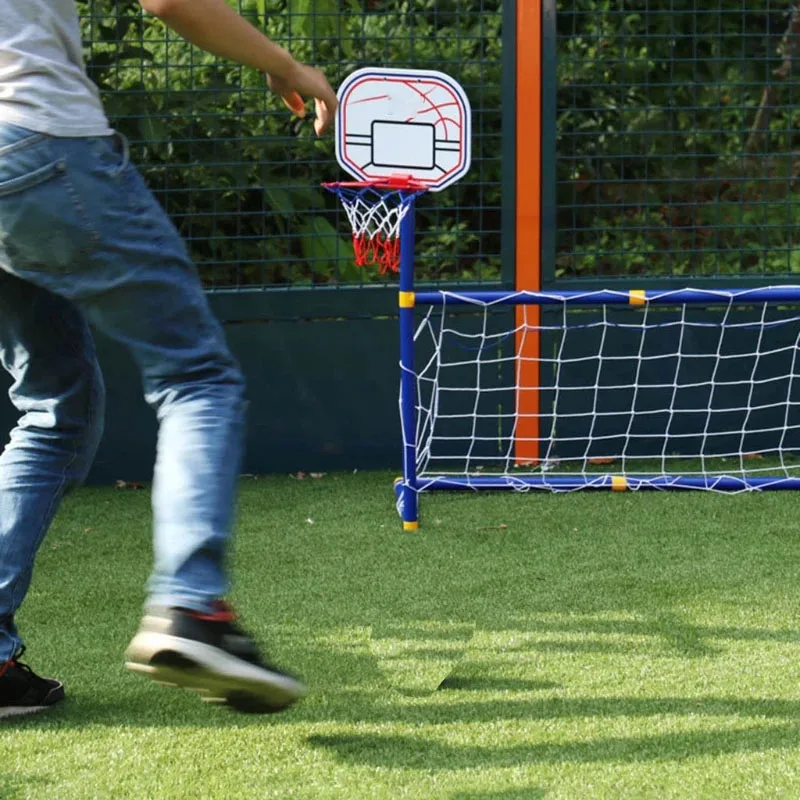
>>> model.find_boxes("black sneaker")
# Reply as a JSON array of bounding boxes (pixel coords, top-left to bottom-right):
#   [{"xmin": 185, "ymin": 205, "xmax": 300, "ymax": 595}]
[
  {"xmin": 0, "ymin": 648, "xmax": 64, "ymax": 720},
  {"xmin": 125, "ymin": 602, "xmax": 306, "ymax": 714}
]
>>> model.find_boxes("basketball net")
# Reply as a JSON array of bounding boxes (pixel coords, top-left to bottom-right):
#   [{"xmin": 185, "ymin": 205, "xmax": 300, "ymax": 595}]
[{"xmin": 324, "ymin": 178, "xmax": 427, "ymax": 274}]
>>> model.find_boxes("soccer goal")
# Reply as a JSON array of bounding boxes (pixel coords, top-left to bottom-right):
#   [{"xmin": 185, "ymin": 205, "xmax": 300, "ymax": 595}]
[
  {"xmin": 409, "ymin": 285, "xmax": 800, "ymax": 488},
  {"xmin": 383, "ymin": 285, "xmax": 800, "ymax": 528},
  {"xmin": 325, "ymin": 68, "xmax": 800, "ymax": 529}
]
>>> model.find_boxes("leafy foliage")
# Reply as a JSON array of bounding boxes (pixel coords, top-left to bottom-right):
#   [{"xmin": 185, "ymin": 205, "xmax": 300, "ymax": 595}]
[
  {"xmin": 556, "ymin": 0, "xmax": 800, "ymax": 280},
  {"xmin": 78, "ymin": 0, "xmax": 797, "ymax": 285},
  {"xmin": 78, "ymin": 0, "xmax": 502, "ymax": 288}
]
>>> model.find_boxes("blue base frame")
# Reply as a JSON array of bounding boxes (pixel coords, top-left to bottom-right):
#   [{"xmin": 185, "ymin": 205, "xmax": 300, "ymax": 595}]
[{"xmin": 413, "ymin": 475, "xmax": 800, "ymax": 491}]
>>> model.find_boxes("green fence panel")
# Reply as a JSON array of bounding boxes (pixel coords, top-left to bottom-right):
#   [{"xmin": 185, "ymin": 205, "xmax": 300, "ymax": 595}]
[
  {"xmin": 78, "ymin": 0, "xmax": 505, "ymax": 291},
  {"xmin": 0, "ymin": 317, "xmax": 404, "ymax": 483},
  {"xmin": 554, "ymin": 0, "xmax": 800, "ymax": 284}
]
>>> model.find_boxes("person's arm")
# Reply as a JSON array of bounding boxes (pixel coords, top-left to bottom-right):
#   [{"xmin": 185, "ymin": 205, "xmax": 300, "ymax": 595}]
[{"xmin": 138, "ymin": 0, "xmax": 337, "ymax": 135}]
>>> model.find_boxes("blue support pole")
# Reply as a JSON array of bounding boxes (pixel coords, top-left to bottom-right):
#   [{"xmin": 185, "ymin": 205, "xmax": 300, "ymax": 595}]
[{"xmin": 397, "ymin": 196, "xmax": 419, "ymax": 531}]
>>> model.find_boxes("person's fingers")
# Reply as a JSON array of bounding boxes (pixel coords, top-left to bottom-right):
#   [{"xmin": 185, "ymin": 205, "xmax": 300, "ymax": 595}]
[
  {"xmin": 322, "ymin": 85, "xmax": 338, "ymax": 117},
  {"xmin": 313, "ymin": 98, "xmax": 331, "ymax": 136},
  {"xmin": 282, "ymin": 91, "xmax": 306, "ymax": 117}
]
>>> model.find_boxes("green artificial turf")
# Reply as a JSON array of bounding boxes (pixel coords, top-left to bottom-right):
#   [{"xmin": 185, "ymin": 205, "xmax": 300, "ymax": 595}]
[{"xmin": 4, "ymin": 472, "xmax": 800, "ymax": 798}]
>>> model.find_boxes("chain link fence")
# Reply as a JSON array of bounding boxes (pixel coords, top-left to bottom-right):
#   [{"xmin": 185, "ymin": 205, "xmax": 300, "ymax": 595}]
[
  {"xmin": 78, "ymin": 0, "xmax": 503, "ymax": 290},
  {"xmin": 79, "ymin": 2, "xmax": 800, "ymax": 289},
  {"xmin": 556, "ymin": 0, "xmax": 800, "ymax": 282}
]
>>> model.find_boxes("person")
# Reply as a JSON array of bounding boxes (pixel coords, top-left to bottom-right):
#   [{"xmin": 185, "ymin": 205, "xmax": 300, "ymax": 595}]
[{"xmin": 0, "ymin": 0, "xmax": 337, "ymax": 719}]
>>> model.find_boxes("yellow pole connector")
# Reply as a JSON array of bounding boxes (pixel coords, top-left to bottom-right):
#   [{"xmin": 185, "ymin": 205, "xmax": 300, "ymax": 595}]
[
  {"xmin": 611, "ymin": 476, "xmax": 628, "ymax": 491},
  {"xmin": 398, "ymin": 291, "xmax": 415, "ymax": 309},
  {"xmin": 629, "ymin": 289, "xmax": 647, "ymax": 306}
]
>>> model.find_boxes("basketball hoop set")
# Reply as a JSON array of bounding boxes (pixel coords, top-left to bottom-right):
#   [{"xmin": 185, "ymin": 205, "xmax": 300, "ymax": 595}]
[
  {"xmin": 324, "ymin": 66, "xmax": 472, "ymax": 272},
  {"xmin": 322, "ymin": 66, "xmax": 472, "ymax": 529}
]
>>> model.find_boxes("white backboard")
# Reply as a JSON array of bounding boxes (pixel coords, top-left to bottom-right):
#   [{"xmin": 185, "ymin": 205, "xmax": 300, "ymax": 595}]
[{"xmin": 335, "ymin": 67, "xmax": 472, "ymax": 192}]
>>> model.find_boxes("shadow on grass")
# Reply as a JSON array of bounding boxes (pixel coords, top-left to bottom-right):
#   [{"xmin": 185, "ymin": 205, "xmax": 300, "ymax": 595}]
[
  {"xmin": 6, "ymin": 614, "xmax": 800, "ymax": 740},
  {"xmin": 366, "ymin": 616, "xmax": 741, "ymax": 659},
  {"xmin": 308, "ymin": 722, "xmax": 800, "ymax": 769},
  {"xmin": 10, "ymin": 688, "xmax": 800, "ymax": 734},
  {"xmin": 496, "ymin": 614, "xmax": 800, "ymax": 657},
  {"xmin": 437, "ymin": 677, "xmax": 560, "ymax": 692},
  {"xmin": 307, "ymin": 613, "xmax": 798, "ymax": 669},
  {"xmin": 450, "ymin": 790, "xmax": 546, "ymax": 799},
  {"xmin": 306, "ymin": 695, "xmax": 800, "ymax": 726},
  {"xmin": 0, "ymin": 772, "xmax": 54, "ymax": 800}
]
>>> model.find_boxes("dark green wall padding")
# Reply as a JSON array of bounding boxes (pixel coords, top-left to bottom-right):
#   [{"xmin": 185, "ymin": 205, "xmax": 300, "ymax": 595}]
[{"xmin": 0, "ymin": 310, "xmax": 402, "ymax": 484}]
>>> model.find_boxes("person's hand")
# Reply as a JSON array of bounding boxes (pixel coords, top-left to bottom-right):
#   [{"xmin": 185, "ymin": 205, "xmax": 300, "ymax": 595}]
[{"xmin": 268, "ymin": 63, "xmax": 338, "ymax": 136}]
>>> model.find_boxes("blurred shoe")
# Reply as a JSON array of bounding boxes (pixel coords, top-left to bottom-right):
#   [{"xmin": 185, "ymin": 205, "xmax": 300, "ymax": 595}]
[{"xmin": 125, "ymin": 602, "xmax": 306, "ymax": 714}]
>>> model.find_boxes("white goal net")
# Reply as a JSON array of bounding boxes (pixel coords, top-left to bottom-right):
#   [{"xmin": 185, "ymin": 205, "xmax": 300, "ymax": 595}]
[{"xmin": 409, "ymin": 289, "xmax": 800, "ymax": 491}]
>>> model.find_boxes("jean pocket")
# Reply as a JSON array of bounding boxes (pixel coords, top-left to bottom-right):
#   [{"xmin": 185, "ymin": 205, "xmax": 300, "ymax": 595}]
[
  {"xmin": 0, "ymin": 139, "xmax": 99, "ymax": 274},
  {"xmin": 0, "ymin": 125, "xmax": 44, "ymax": 154},
  {"xmin": 0, "ymin": 157, "xmax": 65, "ymax": 197}
]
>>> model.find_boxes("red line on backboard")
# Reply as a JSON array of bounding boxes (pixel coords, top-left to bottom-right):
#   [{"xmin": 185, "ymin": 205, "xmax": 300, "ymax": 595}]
[
  {"xmin": 349, "ymin": 93, "xmax": 391, "ymax": 105},
  {"xmin": 414, "ymin": 103, "xmax": 461, "ymax": 115},
  {"xmin": 402, "ymin": 80, "xmax": 463, "ymax": 138},
  {"xmin": 404, "ymin": 115, "xmax": 461, "ymax": 132}
]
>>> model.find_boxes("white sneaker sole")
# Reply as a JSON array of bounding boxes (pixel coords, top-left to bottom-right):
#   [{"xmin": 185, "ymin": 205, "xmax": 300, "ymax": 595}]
[
  {"xmin": 0, "ymin": 704, "xmax": 51, "ymax": 720},
  {"xmin": 0, "ymin": 682, "xmax": 64, "ymax": 720},
  {"xmin": 125, "ymin": 632, "xmax": 306, "ymax": 713}
]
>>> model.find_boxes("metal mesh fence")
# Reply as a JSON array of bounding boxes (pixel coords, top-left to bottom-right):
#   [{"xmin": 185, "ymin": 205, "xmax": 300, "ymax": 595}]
[
  {"xmin": 78, "ymin": 0, "xmax": 503, "ymax": 290},
  {"xmin": 556, "ymin": 0, "xmax": 800, "ymax": 282}
]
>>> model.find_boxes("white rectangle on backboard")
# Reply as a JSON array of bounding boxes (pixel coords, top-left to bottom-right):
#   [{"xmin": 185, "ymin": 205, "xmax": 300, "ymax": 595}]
[{"xmin": 372, "ymin": 121, "xmax": 435, "ymax": 170}]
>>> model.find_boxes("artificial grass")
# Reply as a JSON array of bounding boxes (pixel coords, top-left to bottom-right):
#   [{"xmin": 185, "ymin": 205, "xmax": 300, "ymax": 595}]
[{"xmin": 4, "ymin": 472, "xmax": 800, "ymax": 798}]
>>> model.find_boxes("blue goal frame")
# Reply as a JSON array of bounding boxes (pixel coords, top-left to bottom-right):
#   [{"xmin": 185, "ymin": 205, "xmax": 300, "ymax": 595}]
[{"xmin": 392, "ymin": 210, "xmax": 800, "ymax": 529}]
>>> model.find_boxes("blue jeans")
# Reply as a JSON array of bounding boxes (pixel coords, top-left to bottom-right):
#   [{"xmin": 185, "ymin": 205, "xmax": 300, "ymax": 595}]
[{"xmin": 0, "ymin": 124, "xmax": 246, "ymax": 661}]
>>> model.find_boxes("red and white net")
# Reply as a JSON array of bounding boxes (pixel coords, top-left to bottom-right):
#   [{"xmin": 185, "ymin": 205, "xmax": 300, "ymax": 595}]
[{"xmin": 324, "ymin": 179, "xmax": 426, "ymax": 274}]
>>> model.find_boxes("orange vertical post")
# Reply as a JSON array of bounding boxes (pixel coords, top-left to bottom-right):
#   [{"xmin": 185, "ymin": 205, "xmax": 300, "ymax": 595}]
[{"xmin": 514, "ymin": 0, "xmax": 542, "ymax": 464}]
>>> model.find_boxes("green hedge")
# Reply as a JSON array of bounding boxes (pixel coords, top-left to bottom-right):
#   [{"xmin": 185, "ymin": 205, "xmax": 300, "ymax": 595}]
[
  {"xmin": 556, "ymin": 0, "xmax": 800, "ymax": 280},
  {"xmin": 78, "ymin": 0, "xmax": 503, "ymax": 288},
  {"xmin": 79, "ymin": 1, "xmax": 799, "ymax": 286}
]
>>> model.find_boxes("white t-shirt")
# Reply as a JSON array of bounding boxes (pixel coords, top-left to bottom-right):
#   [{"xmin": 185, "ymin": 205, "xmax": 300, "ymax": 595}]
[{"xmin": 0, "ymin": 0, "xmax": 111, "ymax": 136}]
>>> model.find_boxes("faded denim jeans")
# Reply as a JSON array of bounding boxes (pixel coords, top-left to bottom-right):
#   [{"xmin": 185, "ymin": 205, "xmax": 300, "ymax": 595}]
[{"xmin": 0, "ymin": 124, "xmax": 246, "ymax": 661}]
